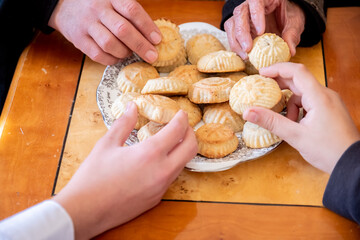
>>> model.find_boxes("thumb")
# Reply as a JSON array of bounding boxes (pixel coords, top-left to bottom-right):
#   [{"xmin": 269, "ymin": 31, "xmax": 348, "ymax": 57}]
[
  {"xmin": 282, "ymin": 27, "xmax": 300, "ymax": 56},
  {"xmin": 105, "ymin": 101, "xmax": 138, "ymax": 146},
  {"xmin": 243, "ymin": 107, "xmax": 302, "ymax": 147}
]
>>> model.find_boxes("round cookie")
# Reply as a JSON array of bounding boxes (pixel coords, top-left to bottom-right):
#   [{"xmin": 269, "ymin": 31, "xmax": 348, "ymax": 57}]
[
  {"xmin": 171, "ymin": 96, "xmax": 202, "ymax": 127},
  {"xmin": 248, "ymin": 33, "xmax": 291, "ymax": 70},
  {"xmin": 203, "ymin": 102, "xmax": 245, "ymax": 133},
  {"xmin": 196, "ymin": 123, "xmax": 239, "ymax": 158},
  {"xmin": 116, "ymin": 62, "xmax": 160, "ymax": 93},
  {"xmin": 186, "ymin": 33, "xmax": 226, "ymax": 65},
  {"xmin": 134, "ymin": 94, "xmax": 180, "ymax": 124},
  {"xmin": 242, "ymin": 121, "xmax": 281, "ymax": 148},
  {"xmin": 188, "ymin": 77, "xmax": 235, "ymax": 104},
  {"xmin": 197, "ymin": 50, "xmax": 245, "ymax": 73},
  {"xmin": 229, "ymin": 74, "xmax": 282, "ymax": 115}
]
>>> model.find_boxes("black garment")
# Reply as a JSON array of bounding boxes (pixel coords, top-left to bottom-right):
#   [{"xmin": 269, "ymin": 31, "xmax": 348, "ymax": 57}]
[
  {"xmin": 0, "ymin": 0, "xmax": 58, "ymax": 113},
  {"xmin": 323, "ymin": 140, "xmax": 360, "ymax": 224},
  {"xmin": 220, "ymin": 0, "xmax": 326, "ymax": 47}
]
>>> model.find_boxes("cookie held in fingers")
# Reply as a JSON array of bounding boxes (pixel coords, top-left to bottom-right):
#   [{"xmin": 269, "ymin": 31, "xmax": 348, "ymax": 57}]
[
  {"xmin": 229, "ymin": 74, "xmax": 282, "ymax": 115},
  {"xmin": 116, "ymin": 62, "xmax": 160, "ymax": 93},
  {"xmin": 152, "ymin": 19, "xmax": 185, "ymax": 67},
  {"xmin": 196, "ymin": 123, "xmax": 239, "ymax": 159},
  {"xmin": 197, "ymin": 50, "xmax": 245, "ymax": 73},
  {"xmin": 134, "ymin": 94, "xmax": 180, "ymax": 124},
  {"xmin": 248, "ymin": 33, "xmax": 291, "ymax": 70},
  {"xmin": 188, "ymin": 77, "xmax": 235, "ymax": 104},
  {"xmin": 242, "ymin": 121, "xmax": 281, "ymax": 148},
  {"xmin": 111, "ymin": 92, "xmax": 149, "ymax": 130}
]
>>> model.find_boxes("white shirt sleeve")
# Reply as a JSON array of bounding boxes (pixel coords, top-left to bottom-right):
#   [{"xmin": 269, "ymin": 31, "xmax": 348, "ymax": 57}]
[{"xmin": 0, "ymin": 200, "xmax": 74, "ymax": 240}]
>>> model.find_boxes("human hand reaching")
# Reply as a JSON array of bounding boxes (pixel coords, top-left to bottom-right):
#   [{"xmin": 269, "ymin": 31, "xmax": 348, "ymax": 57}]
[
  {"xmin": 243, "ymin": 63, "xmax": 360, "ymax": 174},
  {"xmin": 48, "ymin": 0, "xmax": 161, "ymax": 65},
  {"xmin": 53, "ymin": 102, "xmax": 197, "ymax": 239},
  {"xmin": 224, "ymin": 0, "xmax": 305, "ymax": 59}
]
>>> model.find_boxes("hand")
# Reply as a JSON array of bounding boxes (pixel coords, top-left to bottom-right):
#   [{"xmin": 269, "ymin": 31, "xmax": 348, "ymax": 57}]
[
  {"xmin": 48, "ymin": 0, "xmax": 161, "ymax": 65},
  {"xmin": 53, "ymin": 102, "xmax": 198, "ymax": 239},
  {"xmin": 243, "ymin": 63, "xmax": 360, "ymax": 174},
  {"xmin": 224, "ymin": 0, "xmax": 305, "ymax": 59}
]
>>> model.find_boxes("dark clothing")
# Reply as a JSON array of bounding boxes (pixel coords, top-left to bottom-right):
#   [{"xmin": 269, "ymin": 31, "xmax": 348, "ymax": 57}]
[
  {"xmin": 323, "ymin": 141, "xmax": 360, "ymax": 224},
  {"xmin": 0, "ymin": 0, "xmax": 58, "ymax": 113},
  {"xmin": 220, "ymin": 0, "xmax": 326, "ymax": 47}
]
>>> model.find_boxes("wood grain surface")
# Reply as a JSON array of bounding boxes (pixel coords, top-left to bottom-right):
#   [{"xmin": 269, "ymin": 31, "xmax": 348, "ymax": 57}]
[
  {"xmin": 0, "ymin": 32, "xmax": 83, "ymax": 218},
  {"xmin": 323, "ymin": 7, "xmax": 360, "ymax": 130}
]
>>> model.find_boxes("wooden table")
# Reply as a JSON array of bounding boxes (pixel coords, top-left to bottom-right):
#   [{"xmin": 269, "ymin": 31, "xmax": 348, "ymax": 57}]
[{"xmin": 1, "ymin": 1, "xmax": 359, "ymax": 238}]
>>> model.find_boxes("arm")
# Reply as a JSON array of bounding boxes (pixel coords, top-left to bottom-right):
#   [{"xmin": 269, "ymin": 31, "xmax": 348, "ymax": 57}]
[
  {"xmin": 323, "ymin": 141, "xmax": 360, "ymax": 224},
  {"xmin": 0, "ymin": 200, "xmax": 74, "ymax": 240},
  {"xmin": 242, "ymin": 62, "xmax": 360, "ymax": 222}
]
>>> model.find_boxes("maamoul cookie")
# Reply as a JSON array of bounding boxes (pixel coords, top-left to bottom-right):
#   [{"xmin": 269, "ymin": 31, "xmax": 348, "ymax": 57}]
[
  {"xmin": 242, "ymin": 121, "xmax": 281, "ymax": 148},
  {"xmin": 196, "ymin": 123, "xmax": 239, "ymax": 158},
  {"xmin": 141, "ymin": 77, "xmax": 189, "ymax": 96},
  {"xmin": 229, "ymin": 74, "xmax": 282, "ymax": 115},
  {"xmin": 134, "ymin": 94, "xmax": 180, "ymax": 124},
  {"xmin": 214, "ymin": 71, "xmax": 247, "ymax": 82},
  {"xmin": 156, "ymin": 48, "xmax": 187, "ymax": 73},
  {"xmin": 168, "ymin": 65, "xmax": 207, "ymax": 85},
  {"xmin": 186, "ymin": 33, "xmax": 226, "ymax": 65},
  {"xmin": 197, "ymin": 50, "xmax": 245, "ymax": 73},
  {"xmin": 137, "ymin": 121, "xmax": 165, "ymax": 142},
  {"xmin": 248, "ymin": 33, "xmax": 291, "ymax": 70},
  {"xmin": 171, "ymin": 96, "xmax": 202, "ymax": 127},
  {"xmin": 116, "ymin": 62, "xmax": 160, "ymax": 93},
  {"xmin": 111, "ymin": 92, "xmax": 149, "ymax": 130},
  {"xmin": 203, "ymin": 102, "xmax": 245, "ymax": 132},
  {"xmin": 188, "ymin": 77, "xmax": 235, "ymax": 104},
  {"xmin": 152, "ymin": 19, "xmax": 185, "ymax": 67}
]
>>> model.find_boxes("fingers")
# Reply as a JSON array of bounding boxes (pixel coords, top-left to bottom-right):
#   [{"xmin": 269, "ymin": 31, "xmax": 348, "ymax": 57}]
[
  {"xmin": 224, "ymin": 18, "xmax": 248, "ymax": 59},
  {"xmin": 243, "ymin": 107, "xmax": 302, "ymax": 147},
  {"xmin": 233, "ymin": 3, "xmax": 253, "ymax": 57},
  {"xmin": 87, "ymin": 22, "xmax": 132, "ymax": 59},
  {"xmin": 247, "ymin": 0, "xmax": 266, "ymax": 35},
  {"xmin": 111, "ymin": 0, "xmax": 162, "ymax": 45},
  {"xmin": 76, "ymin": 35, "xmax": 119, "ymax": 65},
  {"xmin": 149, "ymin": 110, "xmax": 189, "ymax": 154},
  {"xmin": 286, "ymin": 94, "xmax": 302, "ymax": 121},
  {"xmin": 102, "ymin": 0, "xmax": 159, "ymax": 63},
  {"xmin": 281, "ymin": 1, "xmax": 305, "ymax": 56},
  {"xmin": 167, "ymin": 126, "xmax": 198, "ymax": 167},
  {"xmin": 105, "ymin": 102, "xmax": 138, "ymax": 146},
  {"xmin": 260, "ymin": 63, "xmax": 322, "ymax": 97}
]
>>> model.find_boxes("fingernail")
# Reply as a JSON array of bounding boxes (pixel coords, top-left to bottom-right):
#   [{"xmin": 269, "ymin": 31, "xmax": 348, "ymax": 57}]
[
  {"xmin": 150, "ymin": 31, "xmax": 162, "ymax": 44},
  {"xmin": 243, "ymin": 109, "xmax": 258, "ymax": 123},
  {"xmin": 145, "ymin": 50, "xmax": 158, "ymax": 63},
  {"xmin": 256, "ymin": 26, "xmax": 262, "ymax": 35}
]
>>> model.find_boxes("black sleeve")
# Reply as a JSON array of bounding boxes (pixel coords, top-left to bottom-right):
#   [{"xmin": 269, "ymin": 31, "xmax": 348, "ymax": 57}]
[
  {"xmin": 0, "ymin": 0, "xmax": 59, "ymax": 34},
  {"xmin": 323, "ymin": 140, "xmax": 360, "ymax": 224},
  {"xmin": 220, "ymin": 0, "xmax": 326, "ymax": 47}
]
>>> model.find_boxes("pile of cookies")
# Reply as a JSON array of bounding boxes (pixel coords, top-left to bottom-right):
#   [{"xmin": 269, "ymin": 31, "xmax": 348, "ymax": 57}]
[{"xmin": 111, "ymin": 19, "xmax": 292, "ymax": 159}]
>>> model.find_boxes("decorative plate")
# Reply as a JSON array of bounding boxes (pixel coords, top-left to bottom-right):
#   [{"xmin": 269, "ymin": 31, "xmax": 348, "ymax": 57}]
[{"xmin": 96, "ymin": 22, "xmax": 282, "ymax": 172}]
